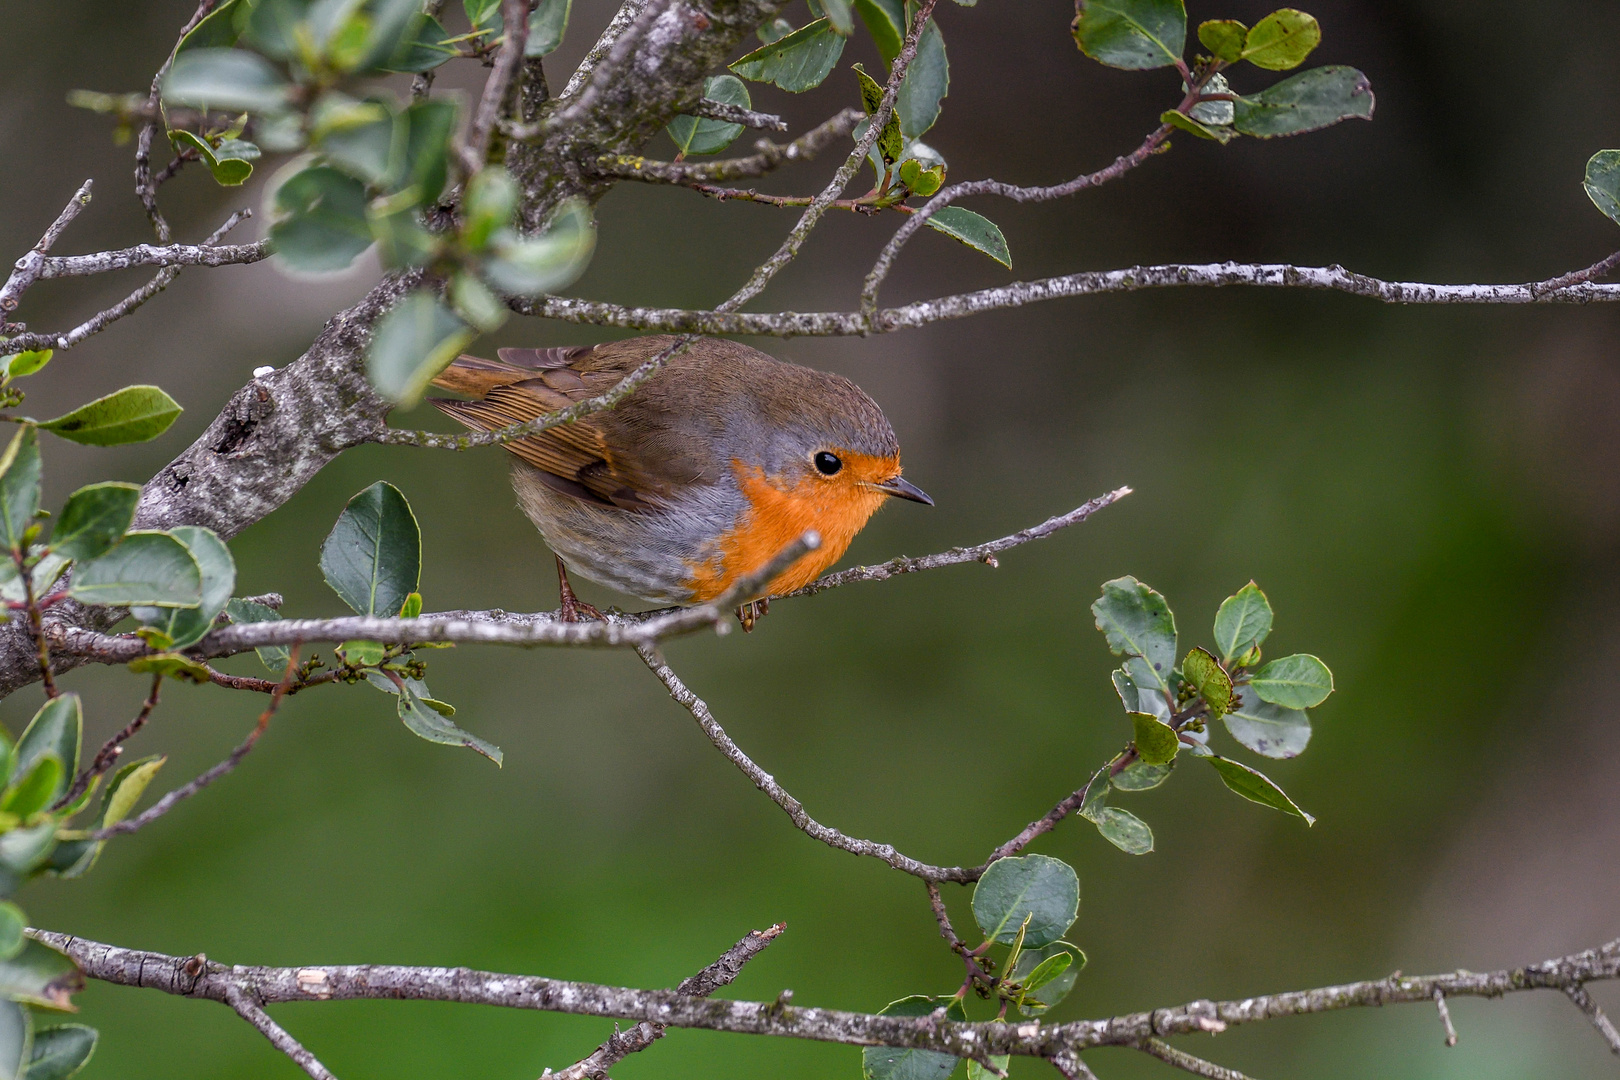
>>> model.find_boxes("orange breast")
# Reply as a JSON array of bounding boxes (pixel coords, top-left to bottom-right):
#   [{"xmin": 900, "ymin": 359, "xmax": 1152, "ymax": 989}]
[{"xmin": 682, "ymin": 458, "xmax": 892, "ymax": 602}]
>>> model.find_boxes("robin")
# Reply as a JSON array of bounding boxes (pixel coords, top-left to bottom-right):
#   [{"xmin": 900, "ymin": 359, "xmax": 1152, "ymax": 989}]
[{"xmin": 429, "ymin": 335, "xmax": 932, "ymax": 623}]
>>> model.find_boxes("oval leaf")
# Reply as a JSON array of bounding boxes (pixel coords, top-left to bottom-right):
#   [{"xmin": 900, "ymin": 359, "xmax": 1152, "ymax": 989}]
[
  {"xmin": 925, "ymin": 207, "xmax": 1010, "ymax": 268},
  {"xmin": 1205, "ymin": 754, "xmax": 1314, "ymax": 824},
  {"xmin": 862, "ymin": 996, "xmax": 964, "ymax": 1080},
  {"xmin": 269, "ymin": 165, "xmax": 375, "ymax": 273},
  {"xmin": 1131, "ymin": 712, "xmax": 1179, "ymax": 766},
  {"xmin": 320, "ymin": 481, "xmax": 421, "ymax": 617},
  {"xmin": 1231, "ymin": 65, "xmax": 1374, "ymax": 138},
  {"xmin": 0, "ymin": 350, "xmax": 51, "ymax": 381},
  {"xmin": 971, "ymin": 853, "xmax": 1079, "ymax": 947},
  {"xmin": 1093, "ymin": 576, "xmax": 1177, "ymax": 695},
  {"xmin": 896, "ymin": 18, "xmax": 948, "ymax": 140},
  {"xmin": 40, "ymin": 386, "xmax": 182, "ymax": 446},
  {"xmin": 854, "ymin": 0, "xmax": 904, "ymax": 65},
  {"xmin": 68, "ymin": 531, "xmax": 202, "ymax": 607},
  {"xmin": 1249, "ymin": 653, "xmax": 1333, "ymax": 708},
  {"xmin": 1181, "ymin": 646, "xmax": 1233, "ymax": 719},
  {"xmin": 1197, "ymin": 19, "xmax": 1246, "ymax": 61},
  {"xmin": 162, "ymin": 48, "xmax": 292, "ymax": 113},
  {"xmin": 100, "ymin": 755, "xmax": 166, "ymax": 829},
  {"xmin": 1093, "ymin": 806, "xmax": 1154, "ymax": 854},
  {"xmin": 0, "ymin": 939, "xmax": 83, "ymax": 1011},
  {"xmin": 26, "ymin": 1025, "xmax": 98, "ymax": 1080},
  {"xmin": 396, "ymin": 681, "xmax": 502, "ymax": 764},
  {"xmin": 1072, "ymin": 0, "xmax": 1187, "ymax": 70},
  {"xmin": 365, "ymin": 290, "xmax": 477, "ymax": 408},
  {"xmin": 225, "ymin": 597, "xmax": 291, "ymax": 673},
  {"xmin": 1224, "ymin": 684, "xmax": 1311, "ymax": 759},
  {"xmin": 1111, "ymin": 757, "xmax": 1172, "ymax": 790},
  {"xmin": 666, "ymin": 75, "xmax": 750, "ymax": 156},
  {"xmin": 1240, "ymin": 8, "xmax": 1320, "ymax": 70},
  {"xmin": 0, "ymin": 999, "xmax": 28, "ymax": 1080},
  {"xmin": 730, "ymin": 18, "xmax": 847, "ymax": 92},
  {"xmin": 1213, "ymin": 581, "xmax": 1273, "ymax": 664},
  {"xmin": 131, "ymin": 526, "xmax": 235, "ymax": 650},
  {"xmin": 15, "ymin": 694, "xmax": 81, "ymax": 801},
  {"xmin": 50, "ymin": 483, "xmax": 139, "ymax": 563},
  {"xmin": 0, "ymin": 904, "xmax": 24, "ymax": 962},
  {"xmin": 526, "ymin": 0, "xmax": 573, "ymax": 56},
  {"xmin": 1583, "ymin": 150, "xmax": 1620, "ymax": 225},
  {"xmin": 0, "ymin": 427, "xmax": 40, "ymax": 554}
]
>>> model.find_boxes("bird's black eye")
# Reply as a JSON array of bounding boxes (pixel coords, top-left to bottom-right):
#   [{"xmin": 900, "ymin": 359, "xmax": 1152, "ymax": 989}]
[{"xmin": 813, "ymin": 451, "xmax": 843, "ymax": 476}]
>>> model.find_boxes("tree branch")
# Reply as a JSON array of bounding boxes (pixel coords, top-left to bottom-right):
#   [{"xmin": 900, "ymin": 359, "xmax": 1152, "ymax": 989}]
[
  {"xmin": 1137, "ymin": 1038, "xmax": 1257, "ymax": 1080},
  {"xmin": 549, "ymin": 924, "xmax": 785, "ymax": 1080},
  {"xmin": 592, "ymin": 109, "xmax": 864, "ymax": 186},
  {"xmin": 224, "ymin": 985, "xmax": 338, "ymax": 1080},
  {"xmin": 28, "ymin": 931, "xmax": 1620, "ymax": 1062},
  {"xmin": 687, "ymin": 98, "xmax": 786, "ymax": 131},
  {"xmin": 0, "ymin": 179, "xmax": 94, "ymax": 317},
  {"xmin": 1564, "ymin": 983, "xmax": 1620, "ymax": 1055},
  {"xmin": 35, "ymin": 238, "xmax": 270, "ymax": 279}
]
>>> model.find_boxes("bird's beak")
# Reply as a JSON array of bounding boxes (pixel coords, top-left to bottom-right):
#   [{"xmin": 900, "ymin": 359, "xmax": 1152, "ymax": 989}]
[{"xmin": 872, "ymin": 475, "xmax": 934, "ymax": 506}]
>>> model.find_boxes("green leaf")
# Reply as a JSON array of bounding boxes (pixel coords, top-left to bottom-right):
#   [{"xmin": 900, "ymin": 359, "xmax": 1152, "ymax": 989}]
[
  {"xmin": 1205, "ymin": 755, "xmax": 1314, "ymax": 823},
  {"xmin": 176, "ymin": 0, "xmax": 246, "ymax": 53},
  {"xmin": 1092, "ymin": 806, "xmax": 1154, "ymax": 854},
  {"xmin": 0, "ymin": 822, "xmax": 57, "ymax": 886},
  {"xmin": 465, "ymin": 0, "xmax": 501, "ymax": 31},
  {"xmin": 971, "ymin": 853, "xmax": 1079, "ymax": 947},
  {"xmin": 321, "ymin": 481, "xmax": 421, "ymax": 617},
  {"xmin": 1213, "ymin": 581, "xmax": 1272, "ymax": 664},
  {"xmin": 730, "ymin": 19, "xmax": 846, "ymax": 92},
  {"xmin": 15, "ymin": 695, "xmax": 80, "ymax": 803},
  {"xmin": 1162, "ymin": 109, "xmax": 1236, "ymax": 143},
  {"xmin": 1240, "ymin": 8, "xmax": 1319, "ymax": 70},
  {"xmin": 130, "ymin": 526, "xmax": 235, "ymax": 651},
  {"xmin": 463, "ymin": 168, "xmax": 519, "ymax": 250},
  {"xmin": 1196, "ymin": 18, "xmax": 1245, "ymax": 61},
  {"xmin": 162, "ymin": 48, "xmax": 293, "ymax": 113},
  {"xmin": 449, "ymin": 272, "xmax": 508, "ymax": 333},
  {"xmin": 852, "ymin": 65, "xmax": 903, "ymax": 165},
  {"xmin": 862, "ymin": 996, "xmax": 964, "ymax": 1080},
  {"xmin": 368, "ymin": 190, "xmax": 441, "ymax": 268},
  {"xmin": 385, "ymin": 15, "xmax": 456, "ymax": 71},
  {"xmin": 1231, "ymin": 65, "xmax": 1374, "ymax": 138},
  {"xmin": 1130, "ymin": 712, "xmax": 1179, "ymax": 766},
  {"xmin": 338, "ymin": 639, "xmax": 386, "ymax": 667},
  {"xmin": 925, "ymin": 207, "xmax": 1010, "ymax": 268},
  {"xmin": 854, "ymin": 0, "xmax": 904, "ymax": 65},
  {"xmin": 821, "ymin": 0, "xmax": 855, "ymax": 34},
  {"xmin": 1181, "ymin": 645, "xmax": 1234, "ymax": 719},
  {"xmin": 1011, "ymin": 940, "xmax": 1084, "ymax": 1013},
  {"xmin": 1092, "ymin": 576, "xmax": 1177, "ymax": 704},
  {"xmin": 966, "ymin": 1058, "xmax": 1008, "ymax": 1080},
  {"xmin": 1016, "ymin": 950, "xmax": 1072, "ymax": 993},
  {"xmin": 127, "ymin": 652, "xmax": 211, "ymax": 683},
  {"xmin": 1, "ymin": 757, "xmax": 61, "ymax": 818},
  {"xmin": 1249, "ymin": 653, "xmax": 1333, "ymax": 708},
  {"xmin": 224, "ymin": 598, "xmax": 292, "ymax": 673},
  {"xmin": 0, "ymin": 1000, "xmax": 28, "ymax": 1080},
  {"xmin": 100, "ymin": 755, "xmax": 165, "ymax": 829},
  {"xmin": 896, "ymin": 18, "xmax": 948, "ymax": 140},
  {"xmin": 480, "ymin": 198, "xmax": 596, "ymax": 296},
  {"xmin": 0, "ymin": 940, "xmax": 82, "ymax": 1011},
  {"xmin": 26, "ymin": 1025, "xmax": 98, "ymax": 1080},
  {"xmin": 1111, "ymin": 757, "xmax": 1172, "ymax": 790},
  {"xmin": 49, "ymin": 484, "xmax": 138, "ymax": 565},
  {"xmin": 364, "ymin": 290, "xmax": 476, "ymax": 408},
  {"xmin": 1071, "ymin": 0, "xmax": 1186, "ymax": 70},
  {"xmin": 667, "ymin": 75, "xmax": 751, "ymax": 156},
  {"xmin": 757, "ymin": 17, "xmax": 793, "ymax": 42},
  {"xmin": 360, "ymin": 0, "xmax": 428, "ymax": 71},
  {"xmin": 40, "ymin": 385, "xmax": 182, "ymax": 447},
  {"xmin": 1583, "ymin": 150, "xmax": 1620, "ymax": 224},
  {"xmin": 270, "ymin": 165, "xmax": 375, "ymax": 273},
  {"xmin": 526, "ymin": 0, "xmax": 573, "ymax": 55},
  {"xmin": 367, "ymin": 672, "xmax": 501, "ymax": 763},
  {"xmin": 1224, "ymin": 684, "xmax": 1310, "ymax": 759},
  {"xmin": 168, "ymin": 129, "xmax": 258, "ymax": 186},
  {"xmin": 0, "ymin": 427, "xmax": 41, "ymax": 553},
  {"xmin": 311, "ymin": 98, "xmax": 398, "ymax": 187},
  {"xmin": 899, "ymin": 157, "xmax": 943, "ymax": 195},
  {"xmin": 399, "ymin": 591, "xmax": 422, "ymax": 618},
  {"xmin": 0, "ymin": 351, "xmax": 51, "ymax": 382},
  {"xmin": 68, "ymin": 532, "xmax": 202, "ymax": 608},
  {"xmin": 400, "ymin": 98, "xmax": 457, "ymax": 204},
  {"xmin": 0, "ymin": 905, "xmax": 23, "ymax": 962}
]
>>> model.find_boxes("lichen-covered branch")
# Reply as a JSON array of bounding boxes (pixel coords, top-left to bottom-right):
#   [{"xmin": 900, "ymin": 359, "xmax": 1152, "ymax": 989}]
[
  {"xmin": 591, "ymin": 108, "xmax": 862, "ymax": 185},
  {"xmin": 28, "ymin": 930, "xmax": 1620, "ymax": 1063}
]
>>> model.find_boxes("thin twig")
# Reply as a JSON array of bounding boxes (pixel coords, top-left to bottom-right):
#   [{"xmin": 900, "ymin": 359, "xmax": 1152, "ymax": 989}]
[
  {"xmin": 410, "ymin": 0, "xmax": 450, "ymax": 99},
  {"xmin": 92, "ymin": 647, "xmax": 299, "ymax": 840},
  {"xmin": 17, "ymin": 551, "xmax": 58, "ymax": 699},
  {"xmin": 1434, "ymin": 987, "xmax": 1458, "ymax": 1046},
  {"xmin": 1138, "ymin": 1038, "xmax": 1258, "ymax": 1080},
  {"xmin": 136, "ymin": 1, "xmax": 218, "ymax": 242},
  {"xmin": 636, "ymin": 643, "xmax": 976, "ymax": 882},
  {"xmin": 1531, "ymin": 249, "xmax": 1620, "ymax": 295},
  {"xmin": 37, "ymin": 239, "xmax": 270, "ymax": 279},
  {"xmin": 548, "ymin": 925, "xmax": 786, "ymax": 1080},
  {"xmin": 3, "ymin": 209, "xmax": 253, "ymax": 354},
  {"xmin": 33, "ymin": 931, "xmax": 1620, "ymax": 1060},
  {"xmin": 223, "ymin": 985, "xmax": 338, "ymax": 1080},
  {"xmin": 506, "ymin": 261, "xmax": 1620, "ymax": 341},
  {"xmin": 687, "ymin": 98, "xmax": 786, "ymax": 131},
  {"xmin": 0, "ymin": 179, "xmax": 94, "ymax": 315},
  {"xmin": 52, "ymin": 674, "xmax": 163, "ymax": 812},
  {"xmin": 1564, "ymin": 983, "xmax": 1620, "ymax": 1055},
  {"xmin": 592, "ymin": 109, "xmax": 864, "ymax": 185},
  {"xmin": 463, "ymin": 0, "xmax": 532, "ymax": 173}
]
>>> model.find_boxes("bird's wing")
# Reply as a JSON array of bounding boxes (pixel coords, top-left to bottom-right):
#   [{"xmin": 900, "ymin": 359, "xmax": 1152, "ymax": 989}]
[{"xmin": 428, "ymin": 345, "xmax": 681, "ymax": 511}]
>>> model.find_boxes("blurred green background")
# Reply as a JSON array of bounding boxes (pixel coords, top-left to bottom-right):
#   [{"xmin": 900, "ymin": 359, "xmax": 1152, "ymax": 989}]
[{"xmin": 3, "ymin": 0, "xmax": 1619, "ymax": 1076}]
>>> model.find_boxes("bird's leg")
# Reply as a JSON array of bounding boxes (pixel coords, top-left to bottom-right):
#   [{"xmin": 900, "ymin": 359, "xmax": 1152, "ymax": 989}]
[
  {"xmin": 555, "ymin": 556, "xmax": 604, "ymax": 623},
  {"xmin": 735, "ymin": 596, "xmax": 770, "ymax": 632}
]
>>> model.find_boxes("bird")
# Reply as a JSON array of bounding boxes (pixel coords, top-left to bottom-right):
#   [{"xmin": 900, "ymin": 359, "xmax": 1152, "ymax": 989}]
[{"xmin": 428, "ymin": 335, "xmax": 932, "ymax": 623}]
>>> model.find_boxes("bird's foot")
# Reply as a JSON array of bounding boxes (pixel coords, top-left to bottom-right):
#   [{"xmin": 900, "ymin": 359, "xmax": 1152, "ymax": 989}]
[
  {"xmin": 735, "ymin": 597, "xmax": 769, "ymax": 632},
  {"xmin": 556, "ymin": 556, "xmax": 605, "ymax": 623}
]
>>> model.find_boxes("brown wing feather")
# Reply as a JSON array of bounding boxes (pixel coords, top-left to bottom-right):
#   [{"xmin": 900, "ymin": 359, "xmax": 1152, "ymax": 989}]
[{"xmin": 428, "ymin": 346, "xmax": 672, "ymax": 511}]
